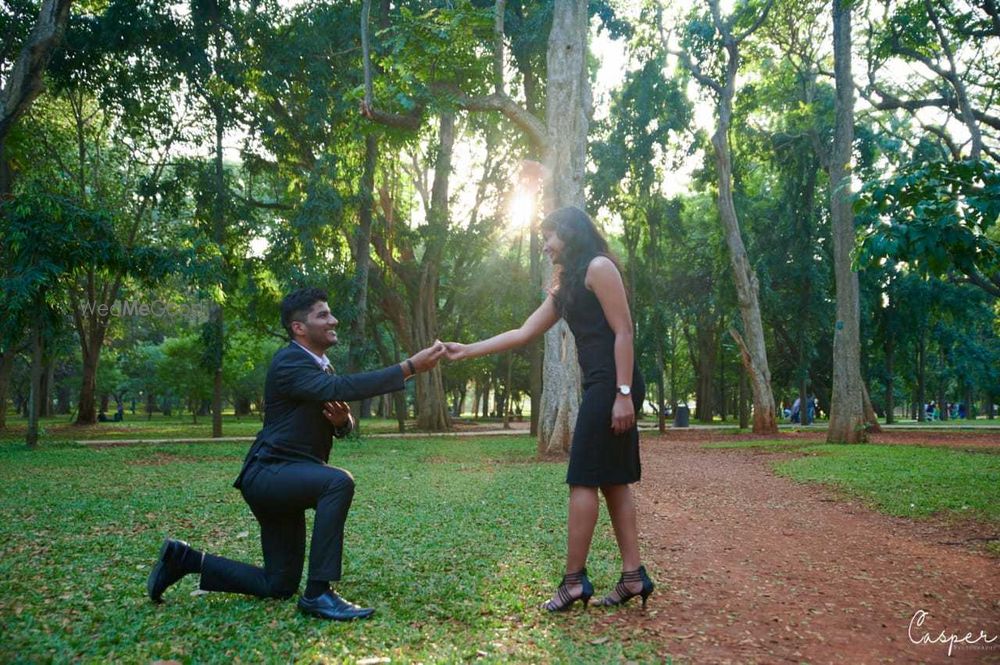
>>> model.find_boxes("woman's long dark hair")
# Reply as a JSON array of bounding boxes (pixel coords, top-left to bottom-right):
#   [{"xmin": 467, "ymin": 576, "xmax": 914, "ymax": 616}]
[{"xmin": 541, "ymin": 206, "xmax": 620, "ymax": 315}]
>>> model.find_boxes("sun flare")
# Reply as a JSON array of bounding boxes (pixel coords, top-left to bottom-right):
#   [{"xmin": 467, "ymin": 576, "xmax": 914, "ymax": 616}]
[{"xmin": 509, "ymin": 190, "xmax": 535, "ymax": 230}]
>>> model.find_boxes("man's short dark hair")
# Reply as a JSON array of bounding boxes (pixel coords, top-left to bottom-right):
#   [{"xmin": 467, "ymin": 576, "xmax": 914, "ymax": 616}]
[{"xmin": 280, "ymin": 287, "xmax": 328, "ymax": 339}]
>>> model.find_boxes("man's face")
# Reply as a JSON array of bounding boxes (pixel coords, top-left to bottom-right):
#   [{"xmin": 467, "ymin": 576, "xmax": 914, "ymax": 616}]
[{"xmin": 292, "ymin": 300, "xmax": 339, "ymax": 349}]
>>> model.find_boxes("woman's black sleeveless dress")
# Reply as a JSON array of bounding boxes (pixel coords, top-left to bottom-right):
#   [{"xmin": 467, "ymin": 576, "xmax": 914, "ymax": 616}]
[{"xmin": 561, "ymin": 279, "xmax": 645, "ymax": 486}]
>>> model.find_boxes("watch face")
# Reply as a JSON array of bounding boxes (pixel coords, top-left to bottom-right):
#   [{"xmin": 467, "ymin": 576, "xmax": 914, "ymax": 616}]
[{"xmin": 618, "ymin": 385, "xmax": 631, "ymax": 396}]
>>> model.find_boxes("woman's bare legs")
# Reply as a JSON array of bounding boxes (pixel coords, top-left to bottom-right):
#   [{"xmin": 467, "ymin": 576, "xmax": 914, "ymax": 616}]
[
  {"xmin": 545, "ymin": 485, "xmax": 599, "ymax": 606},
  {"xmin": 600, "ymin": 483, "xmax": 644, "ymax": 597}
]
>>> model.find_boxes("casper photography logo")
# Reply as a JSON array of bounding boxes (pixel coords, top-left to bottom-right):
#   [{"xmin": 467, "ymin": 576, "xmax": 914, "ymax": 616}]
[
  {"xmin": 80, "ymin": 299, "xmax": 211, "ymax": 324},
  {"xmin": 908, "ymin": 609, "xmax": 998, "ymax": 657}
]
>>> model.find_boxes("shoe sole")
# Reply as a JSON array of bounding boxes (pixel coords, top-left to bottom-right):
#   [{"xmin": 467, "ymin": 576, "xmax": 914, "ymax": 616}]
[
  {"xmin": 297, "ymin": 605, "xmax": 375, "ymax": 621},
  {"xmin": 147, "ymin": 538, "xmax": 171, "ymax": 603}
]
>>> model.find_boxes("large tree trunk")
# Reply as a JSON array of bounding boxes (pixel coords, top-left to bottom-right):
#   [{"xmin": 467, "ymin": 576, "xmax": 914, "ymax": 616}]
[
  {"xmin": 348, "ymin": 134, "xmax": 378, "ymax": 426},
  {"xmin": 76, "ymin": 333, "xmax": 103, "ymax": 425},
  {"xmin": 412, "ymin": 113, "xmax": 454, "ymax": 431},
  {"xmin": 826, "ymin": 0, "xmax": 866, "ymax": 443},
  {"xmin": 537, "ymin": 0, "xmax": 589, "ymax": 456}
]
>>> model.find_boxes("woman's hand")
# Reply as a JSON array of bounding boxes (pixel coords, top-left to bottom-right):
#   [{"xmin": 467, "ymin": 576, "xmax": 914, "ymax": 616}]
[
  {"xmin": 443, "ymin": 342, "xmax": 470, "ymax": 361},
  {"xmin": 611, "ymin": 395, "xmax": 635, "ymax": 434},
  {"xmin": 408, "ymin": 340, "xmax": 447, "ymax": 373}
]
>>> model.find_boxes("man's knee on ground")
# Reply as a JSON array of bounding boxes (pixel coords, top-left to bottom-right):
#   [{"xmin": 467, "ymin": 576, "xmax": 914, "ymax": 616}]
[{"xmin": 266, "ymin": 575, "xmax": 300, "ymax": 599}]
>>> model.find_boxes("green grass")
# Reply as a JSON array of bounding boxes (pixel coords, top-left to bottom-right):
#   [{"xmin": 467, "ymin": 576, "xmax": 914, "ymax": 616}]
[
  {"xmin": 0, "ymin": 414, "xmax": 509, "ymax": 443},
  {"xmin": 775, "ymin": 444, "xmax": 1000, "ymax": 522},
  {"xmin": 707, "ymin": 439, "xmax": 1000, "ymax": 524},
  {"xmin": 0, "ymin": 436, "xmax": 667, "ymax": 664}
]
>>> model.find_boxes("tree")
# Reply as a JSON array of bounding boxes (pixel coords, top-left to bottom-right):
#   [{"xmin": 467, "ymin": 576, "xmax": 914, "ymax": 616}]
[
  {"xmin": 671, "ymin": 0, "xmax": 779, "ymax": 433},
  {"xmin": 856, "ymin": 159, "xmax": 1000, "ymax": 299},
  {"xmin": 360, "ymin": 0, "xmax": 618, "ymax": 447},
  {"xmin": 826, "ymin": 0, "xmax": 867, "ymax": 443}
]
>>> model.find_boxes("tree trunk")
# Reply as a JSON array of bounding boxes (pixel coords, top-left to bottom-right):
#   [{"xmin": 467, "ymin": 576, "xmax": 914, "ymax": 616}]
[
  {"xmin": 538, "ymin": 0, "xmax": 589, "ymax": 456},
  {"xmin": 529, "ymin": 221, "xmax": 542, "ymax": 436},
  {"xmin": 826, "ymin": 0, "xmax": 866, "ymax": 444},
  {"xmin": 76, "ymin": 334, "xmax": 103, "ymax": 425},
  {"xmin": 0, "ymin": 350, "xmax": 15, "ymax": 430},
  {"xmin": 26, "ymin": 325, "xmax": 44, "ymax": 448},
  {"xmin": 348, "ymin": 134, "xmax": 378, "ymax": 426},
  {"xmin": 40, "ymin": 357, "xmax": 54, "ymax": 418},
  {"xmin": 0, "ymin": 0, "xmax": 73, "ymax": 145},
  {"xmin": 862, "ymin": 382, "xmax": 881, "ymax": 432},
  {"xmin": 916, "ymin": 333, "xmax": 926, "ymax": 422},
  {"xmin": 411, "ymin": 115, "xmax": 454, "ymax": 431},
  {"xmin": 655, "ymin": 342, "xmax": 666, "ymax": 433},
  {"xmin": 711, "ymin": 56, "xmax": 778, "ymax": 435},
  {"xmin": 210, "ymin": 97, "xmax": 226, "ymax": 439},
  {"xmin": 695, "ymin": 321, "xmax": 717, "ymax": 423},
  {"xmin": 738, "ymin": 356, "xmax": 749, "ymax": 429},
  {"xmin": 884, "ymin": 335, "xmax": 895, "ymax": 424}
]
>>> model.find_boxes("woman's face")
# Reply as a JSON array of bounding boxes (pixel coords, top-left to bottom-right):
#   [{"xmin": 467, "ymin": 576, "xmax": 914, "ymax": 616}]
[{"xmin": 542, "ymin": 229, "xmax": 566, "ymax": 264}]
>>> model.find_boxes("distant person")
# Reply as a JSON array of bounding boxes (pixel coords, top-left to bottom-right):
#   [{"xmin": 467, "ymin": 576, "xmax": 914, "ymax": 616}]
[
  {"xmin": 444, "ymin": 164, "xmax": 653, "ymax": 612},
  {"xmin": 113, "ymin": 404, "xmax": 124, "ymax": 422},
  {"xmin": 147, "ymin": 287, "xmax": 446, "ymax": 620}
]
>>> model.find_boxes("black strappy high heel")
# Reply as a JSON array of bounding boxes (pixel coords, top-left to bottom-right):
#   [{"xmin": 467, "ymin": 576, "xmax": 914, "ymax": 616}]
[
  {"xmin": 542, "ymin": 568, "xmax": 594, "ymax": 612},
  {"xmin": 595, "ymin": 565, "xmax": 654, "ymax": 609}
]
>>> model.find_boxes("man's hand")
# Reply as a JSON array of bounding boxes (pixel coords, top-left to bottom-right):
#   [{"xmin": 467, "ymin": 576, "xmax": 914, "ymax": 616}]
[
  {"xmin": 323, "ymin": 400, "xmax": 352, "ymax": 428},
  {"xmin": 443, "ymin": 342, "xmax": 470, "ymax": 361},
  {"xmin": 405, "ymin": 340, "xmax": 447, "ymax": 375},
  {"xmin": 611, "ymin": 395, "xmax": 635, "ymax": 435}
]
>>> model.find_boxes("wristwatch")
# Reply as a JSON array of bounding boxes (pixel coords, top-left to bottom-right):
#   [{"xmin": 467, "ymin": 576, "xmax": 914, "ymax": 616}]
[{"xmin": 617, "ymin": 385, "xmax": 631, "ymax": 397}]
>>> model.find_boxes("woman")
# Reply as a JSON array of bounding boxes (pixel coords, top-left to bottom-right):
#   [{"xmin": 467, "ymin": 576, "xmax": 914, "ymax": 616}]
[{"xmin": 444, "ymin": 190, "xmax": 653, "ymax": 612}]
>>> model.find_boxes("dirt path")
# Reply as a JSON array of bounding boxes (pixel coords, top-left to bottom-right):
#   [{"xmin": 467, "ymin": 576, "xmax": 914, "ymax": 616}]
[{"xmin": 601, "ymin": 433, "xmax": 999, "ymax": 664}]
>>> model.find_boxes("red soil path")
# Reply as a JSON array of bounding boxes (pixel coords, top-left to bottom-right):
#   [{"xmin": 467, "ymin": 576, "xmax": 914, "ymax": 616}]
[{"xmin": 599, "ymin": 430, "xmax": 999, "ymax": 664}]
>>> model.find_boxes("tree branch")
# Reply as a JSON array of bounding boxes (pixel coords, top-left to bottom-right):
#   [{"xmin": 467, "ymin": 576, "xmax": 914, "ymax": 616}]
[
  {"xmin": 494, "ymin": 0, "xmax": 506, "ymax": 96},
  {"xmin": 734, "ymin": 0, "xmax": 776, "ymax": 44},
  {"xmin": 0, "ymin": 0, "xmax": 72, "ymax": 145}
]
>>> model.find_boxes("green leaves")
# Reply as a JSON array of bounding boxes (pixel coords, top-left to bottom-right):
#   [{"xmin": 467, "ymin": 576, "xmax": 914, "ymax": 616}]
[{"xmin": 855, "ymin": 159, "xmax": 1000, "ymax": 296}]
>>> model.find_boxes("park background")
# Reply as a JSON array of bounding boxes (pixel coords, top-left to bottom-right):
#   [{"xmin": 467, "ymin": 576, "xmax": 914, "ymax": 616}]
[{"xmin": 1, "ymin": 0, "xmax": 998, "ymax": 663}]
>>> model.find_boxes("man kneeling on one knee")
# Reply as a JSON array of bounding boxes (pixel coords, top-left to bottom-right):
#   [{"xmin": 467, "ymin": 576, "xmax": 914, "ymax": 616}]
[{"xmin": 147, "ymin": 287, "xmax": 445, "ymax": 620}]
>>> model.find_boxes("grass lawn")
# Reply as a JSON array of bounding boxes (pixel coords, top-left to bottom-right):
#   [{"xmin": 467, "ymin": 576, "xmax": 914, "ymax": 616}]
[
  {"xmin": 0, "ymin": 414, "xmax": 485, "ymax": 443},
  {"xmin": 0, "ymin": 436, "xmax": 665, "ymax": 664},
  {"xmin": 705, "ymin": 439, "xmax": 1000, "ymax": 525}
]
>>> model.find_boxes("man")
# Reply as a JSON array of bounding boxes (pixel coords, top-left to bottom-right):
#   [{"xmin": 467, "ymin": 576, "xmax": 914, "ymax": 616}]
[{"xmin": 147, "ymin": 287, "xmax": 445, "ymax": 620}]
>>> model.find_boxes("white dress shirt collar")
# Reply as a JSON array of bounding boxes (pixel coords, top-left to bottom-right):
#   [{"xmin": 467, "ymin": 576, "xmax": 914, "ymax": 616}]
[{"xmin": 292, "ymin": 341, "xmax": 331, "ymax": 372}]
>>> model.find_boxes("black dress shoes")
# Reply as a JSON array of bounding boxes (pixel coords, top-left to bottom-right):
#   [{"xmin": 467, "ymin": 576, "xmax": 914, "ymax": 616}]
[
  {"xmin": 297, "ymin": 591, "xmax": 375, "ymax": 621},
  {"xmin": 147, "ymin": 538, "xmax": 190, "ymax": 603}
]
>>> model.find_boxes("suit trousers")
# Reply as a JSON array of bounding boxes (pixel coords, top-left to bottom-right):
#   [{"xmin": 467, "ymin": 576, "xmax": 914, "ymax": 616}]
[{"xmin": 199, "ymin": 459, "xmax": 355, "ymax": 598}]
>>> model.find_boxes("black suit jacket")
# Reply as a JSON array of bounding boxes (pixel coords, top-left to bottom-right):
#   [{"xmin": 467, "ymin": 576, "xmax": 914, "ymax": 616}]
[{"xmin": 233, "ymin": 343, "xmax": 405, "ymax": 487}]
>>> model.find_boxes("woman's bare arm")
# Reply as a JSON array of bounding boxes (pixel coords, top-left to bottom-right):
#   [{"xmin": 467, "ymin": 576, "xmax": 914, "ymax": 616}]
[{"xmin": 445, "ymin": 295, "xmax": 560, "ymax": 360}]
